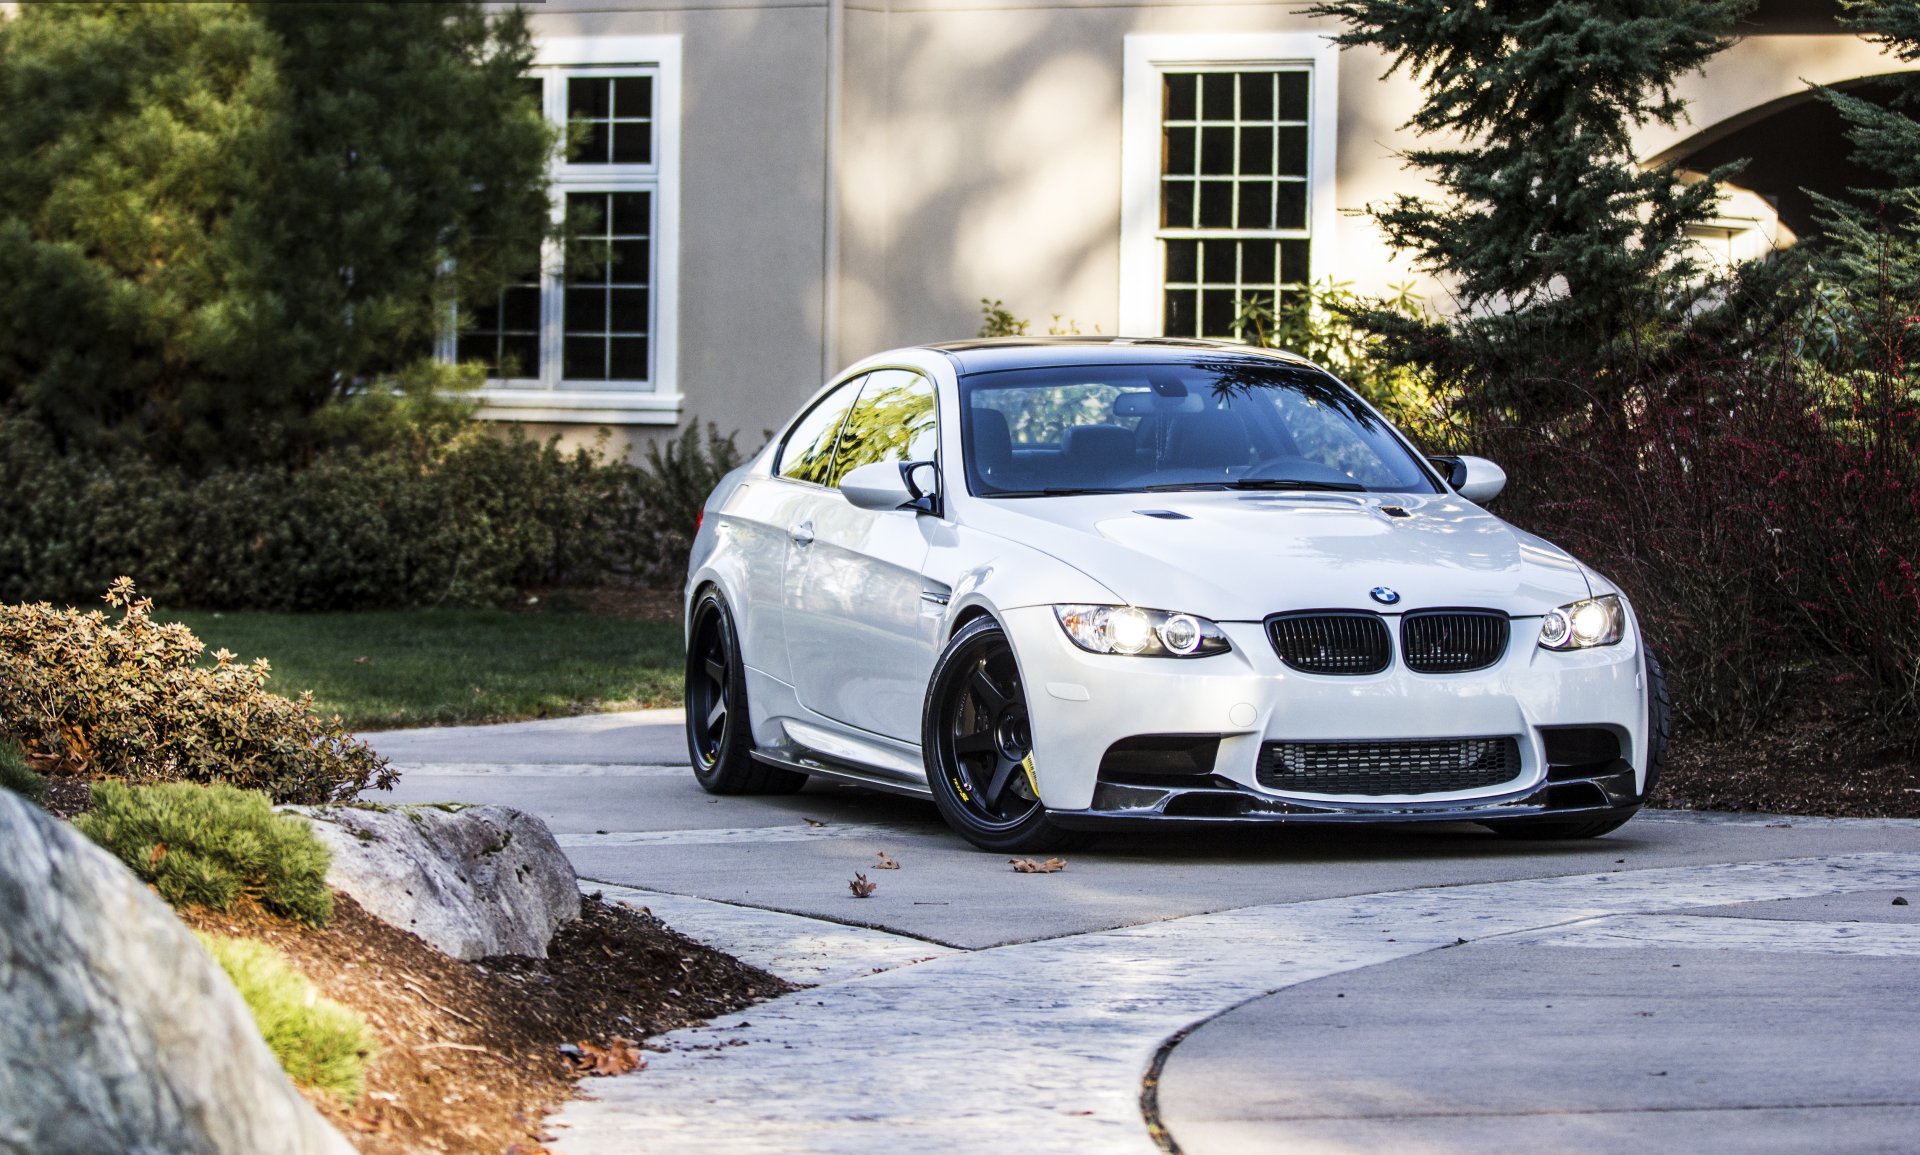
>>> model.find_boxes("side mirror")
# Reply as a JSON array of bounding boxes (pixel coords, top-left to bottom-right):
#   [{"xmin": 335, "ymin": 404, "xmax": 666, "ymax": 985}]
[
  {"xmin": 842, "ymin": 459, "xmax": 939, "ymax": 514},
  {"xmin": 1442, "ymin": 454, "xmax": 1506, "ymax": 503}
]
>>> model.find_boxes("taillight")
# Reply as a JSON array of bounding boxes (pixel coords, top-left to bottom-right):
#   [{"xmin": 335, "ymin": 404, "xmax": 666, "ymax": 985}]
[{"xmin": 695, "ymin": 509, "xmax": 704, "ymax": 534}]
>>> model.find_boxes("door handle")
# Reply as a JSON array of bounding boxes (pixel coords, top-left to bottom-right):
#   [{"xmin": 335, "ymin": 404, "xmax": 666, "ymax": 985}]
[{"xmin": 788, "ymin": 521, "xmax": 815, "ymax": 546}]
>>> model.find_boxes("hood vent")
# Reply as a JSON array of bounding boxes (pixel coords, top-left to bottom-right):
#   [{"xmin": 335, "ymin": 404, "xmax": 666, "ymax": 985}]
[{"xmin": 1133, "ymin": 509, "xmax": 1191, "ymax": 520}]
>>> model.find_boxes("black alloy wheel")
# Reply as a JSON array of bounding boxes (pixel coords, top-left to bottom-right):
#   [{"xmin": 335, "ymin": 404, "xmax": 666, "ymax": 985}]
[
  {"xmin": 685, "ymin": 590, "xmax": 806, "ymax": 795},
  {"xmin": 923, "ymin": 616, "xmax": 1090, "ymax": 852}
]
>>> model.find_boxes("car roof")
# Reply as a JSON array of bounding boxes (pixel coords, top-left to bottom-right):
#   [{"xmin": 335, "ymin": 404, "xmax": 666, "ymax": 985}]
[{"xmin": 921, "ymin": 336, "xmax": 1323, "ymax": 375}]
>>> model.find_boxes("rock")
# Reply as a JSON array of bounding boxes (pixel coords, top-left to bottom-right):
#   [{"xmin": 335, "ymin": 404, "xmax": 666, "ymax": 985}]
[
  {"xmin": 287, "ymin": 803, "xmax": 578, "ymax": 960},
  {"xmin": 0, "ymin": 790, "xmax": 356, "ymax": 1155}
]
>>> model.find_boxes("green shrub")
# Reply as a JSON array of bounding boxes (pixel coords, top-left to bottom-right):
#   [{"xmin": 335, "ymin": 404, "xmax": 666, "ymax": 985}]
[
  {"xmin": 197, "ymin": 932, "xmax": 375, "ymax": 1103},
  {"xmin": 0, "ymin": 410, "xmax": 743, "ymax": 610},
  {"xmin": 0, "ymin": 741, "xmax": 44, "ymax": 804},
  {"xmin": 76, "ymin": 781, "xmax": 335, "ymax": 925},
  {"xmin": 0, "ymin": 581, "xmax": 392, "ymax": 802},
  {"xmin": 614, "ymin": 422, "xmax": 747, "ymax": 585}
]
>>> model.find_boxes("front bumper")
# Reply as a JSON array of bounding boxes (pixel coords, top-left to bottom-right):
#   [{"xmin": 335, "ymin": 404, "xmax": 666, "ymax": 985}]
[{"xmin": 1000, "ymin": 606, "xmax": 1651, "ymax": 822}]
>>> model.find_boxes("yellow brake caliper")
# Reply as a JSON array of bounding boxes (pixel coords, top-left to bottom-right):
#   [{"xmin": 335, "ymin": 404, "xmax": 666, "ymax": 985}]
[{"xmin": 1021, "ymin": 752, "xmax": 1040, "ymax": 799}]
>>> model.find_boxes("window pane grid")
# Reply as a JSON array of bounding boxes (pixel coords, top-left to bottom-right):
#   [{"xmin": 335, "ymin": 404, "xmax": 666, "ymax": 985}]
[
  {"xmin": 563, "ymin": 190, "xmax": 652, "ymax": 382},
  {"xmin": 458, "ymin": 266, "xmax": 541, "ymax": 379},
  {"xmin": 567, "ymin": 75, "xmax": 655, "ymax": 165},
  {"xmin": 1159, "ymin": 69, "xmax": 1311, "ymax": 340}
]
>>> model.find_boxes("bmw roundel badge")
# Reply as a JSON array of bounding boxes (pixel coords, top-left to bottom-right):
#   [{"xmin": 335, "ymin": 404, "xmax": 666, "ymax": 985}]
[{"xmin": 1369, "ymin": 587, "xmax": 1401, "ymax": 606}]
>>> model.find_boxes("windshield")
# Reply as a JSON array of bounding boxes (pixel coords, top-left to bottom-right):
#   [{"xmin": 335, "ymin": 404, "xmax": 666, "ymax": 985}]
[{"xmin": 958, "ymin": 359, "xmax": 1442, "ymax": 497}]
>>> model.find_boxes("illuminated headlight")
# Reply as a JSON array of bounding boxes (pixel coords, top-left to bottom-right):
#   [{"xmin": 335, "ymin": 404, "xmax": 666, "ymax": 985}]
[
  {"xmin": 1537, "ymin": 595, "xmax": 1626, "ymax": 650},
  {"xmin": 1054, "ymin": 605, "xmax": 1231, "ymax": 657}
]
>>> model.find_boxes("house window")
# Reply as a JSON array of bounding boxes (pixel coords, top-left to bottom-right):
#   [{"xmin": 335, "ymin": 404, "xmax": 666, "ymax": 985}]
[
  {"xmin": 1120, "ymin": 35, "xmax": 1338, "ymax": 341},
  {"xmin": 1158, "ymin": 70, "xmax": 1313, "ymax": 339},
  {"xmin": 457, "ymin": 263, "xmax": 541, "ymax": 380},
  {"xmin": 562, "ymin": 190, "xmax": 652, "ymax": 381},
  {"xmin": 567, "ymin": 76, "xmax": 653, "ymax": 165},
  {"xmin": 456, "ymin": 36, "xmax": 682, "ymax": 426}
]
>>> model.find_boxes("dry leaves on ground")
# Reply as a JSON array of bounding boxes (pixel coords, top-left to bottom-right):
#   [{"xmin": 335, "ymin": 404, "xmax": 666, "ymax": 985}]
[
  {"xmin": 568, "ymin": 1038, "xmax": 646, "ymax": 1077},
  {"xmin": 1010, "ymin": 857, "xmax": 1067, "ymax": 874},
  {"xmin": 848, "ymin": 872, "xmax": 878, "ymax": 898},
  {"xmin": 874, "ymin": 851, "xmax": 900, "ymax": 870}
]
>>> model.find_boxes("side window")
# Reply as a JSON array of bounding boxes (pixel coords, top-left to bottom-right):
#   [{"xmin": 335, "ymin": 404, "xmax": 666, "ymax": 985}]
[
  {"xmin": 777, "ymin": 374, "xmax": 866, "ymax": 485},
  {"xmin": 827, "ymin": 369, "xmax": 937, "ymax": 488}
]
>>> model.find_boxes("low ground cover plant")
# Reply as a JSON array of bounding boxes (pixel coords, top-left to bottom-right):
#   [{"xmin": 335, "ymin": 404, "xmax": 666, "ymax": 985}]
[
  {"xmin": 76, "ymin": 781, "xmax": 335, "ymax": 926},
  {"xmin": 0, "ymin": 580, "xmax": 392, "ymax": 802},
  {"xmin": 197, "ymin": 931, "xmax": 375, "ymax": 1104},
  {"xmin": 0, "ymin": 741, "xmax": 44, "ymax": 804}
]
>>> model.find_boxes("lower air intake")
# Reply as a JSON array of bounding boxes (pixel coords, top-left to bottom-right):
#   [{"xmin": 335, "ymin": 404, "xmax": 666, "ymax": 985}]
[{"xmin": 1257, "ymin": 737, "xmax": 1523, "ymax": 795}]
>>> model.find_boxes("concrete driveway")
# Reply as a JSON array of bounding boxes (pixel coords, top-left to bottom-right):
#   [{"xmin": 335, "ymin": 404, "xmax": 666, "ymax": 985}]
[{"xmin": 364, "ymin": 710, "xmax": 1920, "ymax": 1154}]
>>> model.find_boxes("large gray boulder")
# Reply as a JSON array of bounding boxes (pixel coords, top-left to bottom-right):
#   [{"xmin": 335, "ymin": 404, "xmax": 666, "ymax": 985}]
[
  {"xmin": 0, "ymin": 790, "xmax": 357, "ymax": 1155},
  {"xmin": 288, "ymin": 803, "xmax": 577, "ymax": 960}
]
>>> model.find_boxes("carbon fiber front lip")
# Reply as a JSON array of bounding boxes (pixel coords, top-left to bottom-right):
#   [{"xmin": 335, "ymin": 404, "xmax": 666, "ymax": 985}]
[{"xmin": 1053, "ymin": 764, "xmax": 1641, "ymax": 829}]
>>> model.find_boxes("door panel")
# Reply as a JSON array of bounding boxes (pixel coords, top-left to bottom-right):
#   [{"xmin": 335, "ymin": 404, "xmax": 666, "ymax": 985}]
[
  {"xmin": 784, "ymin": 370, "xmax": 942, "ymax": 746},
  {"xmin": 732, "ymin": 373, "xmax": 866, "ymax": 684}
]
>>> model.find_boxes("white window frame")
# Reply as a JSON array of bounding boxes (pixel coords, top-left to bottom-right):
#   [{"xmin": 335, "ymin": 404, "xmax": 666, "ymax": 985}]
[
  {"xmin": 475, "ymin": 35, "xmax": 682, "ymax": 426},
  {"xmin": 1118, "ymin": 33, "xmax": 1340, "ymax": 338}
]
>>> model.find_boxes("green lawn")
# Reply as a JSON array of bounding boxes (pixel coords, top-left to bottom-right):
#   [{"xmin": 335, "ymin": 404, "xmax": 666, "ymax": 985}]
[{"xmin": 161, "ymin": 609, "xmax": 684, "ymax": 732}]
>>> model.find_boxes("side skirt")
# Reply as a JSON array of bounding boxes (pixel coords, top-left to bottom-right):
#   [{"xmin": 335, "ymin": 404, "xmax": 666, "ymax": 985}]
[{"xmin": 749, "ymin": 749, "xmax": 935, "ymax": 800}]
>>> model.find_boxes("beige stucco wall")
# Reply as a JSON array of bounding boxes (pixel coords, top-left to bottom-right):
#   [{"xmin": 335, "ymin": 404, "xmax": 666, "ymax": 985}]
[{"xmin": 509, "ymin": 2, "xmax": 1908, "ymax": 461}]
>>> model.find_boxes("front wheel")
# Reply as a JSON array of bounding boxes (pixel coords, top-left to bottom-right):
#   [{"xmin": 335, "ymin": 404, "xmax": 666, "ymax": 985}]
[
  {"xmin": 685, "ymin": 590, "xmax": 806, "ymax": 795},
  {"xmin": 922, "ymin": 616, "xmax": 1091, "ymax": 853}
]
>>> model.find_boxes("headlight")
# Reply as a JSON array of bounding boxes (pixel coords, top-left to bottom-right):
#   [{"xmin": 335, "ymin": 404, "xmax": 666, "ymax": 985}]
[
  {"xmin": 1537, "ymin": 595, "xmax": 1626, "ymax": 650},
  {"xmin": 1054, "ymin": 605, "xmax": 1232, "ymax": 657}
]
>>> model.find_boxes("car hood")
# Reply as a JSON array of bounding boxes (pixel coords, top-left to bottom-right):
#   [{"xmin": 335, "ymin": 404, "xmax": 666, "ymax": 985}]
[{"xmin": 971, "ymin": 490, "xmax": 1591, "ymax": 620}]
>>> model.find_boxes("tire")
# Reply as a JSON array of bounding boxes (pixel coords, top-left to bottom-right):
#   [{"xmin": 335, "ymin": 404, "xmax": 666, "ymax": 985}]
[
  {"xmin": 921, "ymin": 616, "xmax": 1092, "ymax": 853},
  {"xmin": 685, "ymin": 589, "xmax": 807, "ymax": 795},
  {"xmin": 1485, "ymin": 650, "xmax": 1671, "ymax": 841}
]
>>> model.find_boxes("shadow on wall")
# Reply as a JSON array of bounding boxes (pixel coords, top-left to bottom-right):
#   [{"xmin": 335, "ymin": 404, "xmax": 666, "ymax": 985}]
[{"xmin": 841, "ymin": 12, "xmax": 1127, "ymax": 355}]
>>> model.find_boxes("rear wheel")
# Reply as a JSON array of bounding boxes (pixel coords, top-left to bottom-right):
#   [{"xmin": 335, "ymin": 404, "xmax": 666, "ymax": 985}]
[
  {"xmin": 923, "ymin": 617, "xmax": 1091, "ymax": 853},
  {"xmin": 1484, "ymin": 650, "xmax": 1670, "ymax": 841},
  {"xmin": 685, "ymin": 590, "xmax": 806, "ymax": 795}
]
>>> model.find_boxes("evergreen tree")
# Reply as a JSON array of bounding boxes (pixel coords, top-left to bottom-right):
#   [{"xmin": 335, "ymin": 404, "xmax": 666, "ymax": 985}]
[
  {"xmin": 1304, "ymin": 0, "xmax": 1752, "ymax": 412},
  {"xmin": 0, "ymin": 3, "xmax": 552, "ymax": 464},
  {"xmin": 1812, "ymin": 0, "xmax": 1920, "ymax": 313}
]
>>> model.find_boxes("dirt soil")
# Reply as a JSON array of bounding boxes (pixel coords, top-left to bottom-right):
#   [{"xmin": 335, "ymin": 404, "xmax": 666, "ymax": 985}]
[
  {"xmin": 1652, "ymin": 675, "xmax": 1920, "ymax": 817},
  {"xmin": 184, "ymin": 892, "xmax": 795, "ymax": 1154}
]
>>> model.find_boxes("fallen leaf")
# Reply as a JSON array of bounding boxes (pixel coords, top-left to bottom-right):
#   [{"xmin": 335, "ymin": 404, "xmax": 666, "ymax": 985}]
[
  {"xmin": 148, "ymin": 842, "xmax": 168, "ymax": 867},
  {"xmin": 875, "ymin": 851, "xmax": 900, "ymax": 870},
  {"xmin": 1009, "ymin": 857, "xmax": 1066, "ymax": 874},
  {"xmin": 1895, "ymin": 896, "xmax": 1909, "ymax": 906},
  {"xmin": 804, "ymin": 817, "xmax": 828, "ymax": 828},
  {"xmin": 570, "ymin": 1038, "xmax": 645, "ymax": 1077},
  {"xmin": 353, "ymin": 655, "xmax": 372, "ymax": 665},
  {"xmin": 849, "ymin": 872, "xmax": 877, "ymax": 898}
]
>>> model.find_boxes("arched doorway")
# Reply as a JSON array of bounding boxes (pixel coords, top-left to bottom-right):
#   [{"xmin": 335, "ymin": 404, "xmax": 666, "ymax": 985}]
[{"xmin": 1652, "ymin": 76, "xmax": 1907, "ymax": 244}]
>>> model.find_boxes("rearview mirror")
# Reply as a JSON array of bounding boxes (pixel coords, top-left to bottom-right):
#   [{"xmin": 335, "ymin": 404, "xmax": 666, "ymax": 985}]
[{"xmin": 842, "ymin": 460, "xmax": 940, "ymax": 514}]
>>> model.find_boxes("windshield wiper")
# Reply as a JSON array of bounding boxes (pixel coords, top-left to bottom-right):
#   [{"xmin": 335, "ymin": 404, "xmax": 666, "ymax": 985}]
[
  {"xmin": 987, "ymin": 486, "xmax": 1137, "ymax": 498},
  {"xmin": 1220, "ymin": 478, "xmax": 1366, "ymax": 492},
  {"xmin": 1134, "ymin": 479, "xmax": 1367, "ymax": 493}
]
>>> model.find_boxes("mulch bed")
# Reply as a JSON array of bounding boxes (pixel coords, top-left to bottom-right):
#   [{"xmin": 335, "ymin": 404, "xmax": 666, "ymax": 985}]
[
  {"xmin": 1654, "ymin": 716, "xmax": 1920, "ymax": 818},
  {"xmin": 183, "ymin": 892, "xmax": 795, "ymax": 1154},
  {"xmin": 1648, "ymin": 663, "xmax": 1920, "ymax": 817}
]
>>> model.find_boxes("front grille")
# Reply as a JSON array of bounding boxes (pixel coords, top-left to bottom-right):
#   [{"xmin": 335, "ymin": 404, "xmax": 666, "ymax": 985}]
[
  {"xmin": 1267, "ymin": 613, "xmax": 1392, "ymax": 675},
  {"xmin": 1257, "ymin": 737, "xmax": 1523, "ymax": 795},
  {"xmin": 1401, "ymin": 611, "xmax": 1510, "ymax": 673}
]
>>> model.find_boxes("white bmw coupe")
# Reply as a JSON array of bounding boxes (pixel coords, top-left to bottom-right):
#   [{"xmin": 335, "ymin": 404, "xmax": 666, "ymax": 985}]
[{"xmin": 684, "ymin": 339, "xmax": 1668, "ymax": 851}]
